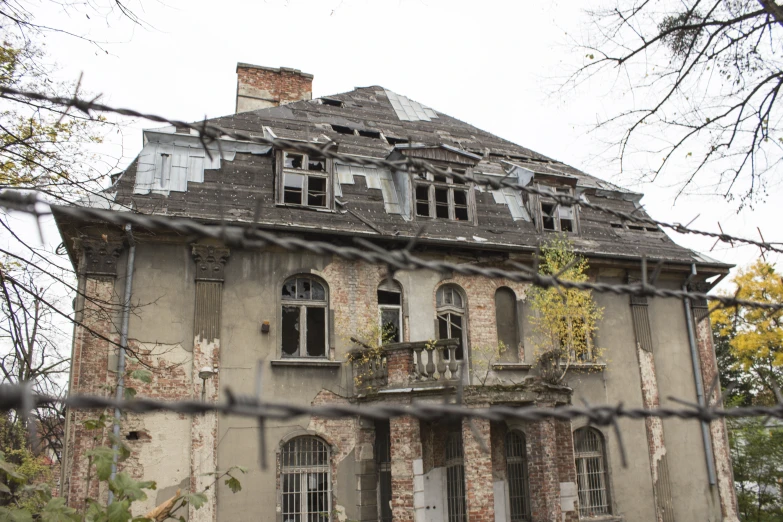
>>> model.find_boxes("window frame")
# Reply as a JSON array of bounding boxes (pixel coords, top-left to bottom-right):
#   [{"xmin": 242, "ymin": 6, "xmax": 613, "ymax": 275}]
[
  {"xmin": 537, "ymin": 185, "xmax": 578, "ymax": 234},
  {"xmin": 378, "ymin": 281, "xmax": 403, "ymax": 344},
  {"xmin": 436, "ymin": 284, "xmax": 468, "ymax": 360},
  {"xmin": 279, "ymin": 436, "xmax": 331, "ymax": 522},
  {"xmin": 505, "ymin": 430, "xmax": 531, "ymax": 522},
  {"xmin": 277, "ymin": 150, "xmax": 334, "ymax": 210},
  {"xmin": 281, "ymin": 276, "xmax": 329, "ymax": 359},
  {"xmin": 413, "ymin": 166, "xmax": 474, "ymax": 222},
  {"xmin": 573, "ymin": 427, "xmax": 612, "ymax": 518}
]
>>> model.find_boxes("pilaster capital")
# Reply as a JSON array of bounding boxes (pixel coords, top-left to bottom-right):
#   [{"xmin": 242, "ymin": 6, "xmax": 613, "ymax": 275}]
[
  {"xmin": 82, "ymin": 240, "xmax": 123, "ymax": 277},
  {"xmin": 192, "ymin": 245, "xmax": 230, "ymax": 282}
]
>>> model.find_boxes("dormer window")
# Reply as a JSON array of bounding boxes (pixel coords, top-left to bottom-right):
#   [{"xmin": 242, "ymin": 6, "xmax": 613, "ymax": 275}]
[
  {"xmin": 414, "ymin": 167, "xmax": 472, "ymax": 221},
  {"xmin": 278, "ymin": 151, "xmax": 332, "ymax": 209},
  {"xmin": 539, "ymin": 186, "xmax": 577, "ymax": 233}
]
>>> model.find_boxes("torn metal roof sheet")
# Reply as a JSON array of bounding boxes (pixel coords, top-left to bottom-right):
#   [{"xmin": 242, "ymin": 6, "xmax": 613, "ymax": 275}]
[{"xmin": 385, "ymin": 89, "xmax": 439, "ymax": 122}]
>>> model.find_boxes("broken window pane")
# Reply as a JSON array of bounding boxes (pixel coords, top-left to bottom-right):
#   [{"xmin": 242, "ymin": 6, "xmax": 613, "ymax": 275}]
[
  {"xmin": 541, "ymin": 202, "xmax": 557, "ymax": 231},
  {"xmin": 297, "ymin": 278, "xmax": 311, "ymax": 300},
  {"xmin": 284, "ymin": 173, "xmax": 304, "ymax": 204},
  {"xmin": 285, "ymin": 153, "xmax": 304, "ymax": 169},
  {"xmin": 561, "ymin": 219, "xmax": 574, "ymax": 232},
  {"xmin": 378, "ymin": 290, "xmax": 401, "ymax": 305},
  {"xmin": 415, "ymin": 185, "xmax": 431, "ymax": 217},
  {"xmin": 454, "ymin": 190, "xmax": 469, "ymax": 221},
  {"xmin": 438, "ymin": 314, "xmax": 449, "ymax": 339},
  {"xmin": 451, "ymin": 169, "xmax": 466, "ymax": 184},
  {"xmin": 307, "ymin": 176, "xmax": 327, "ymax": 207},
  {"xmin": 308, "ymin": 156, "xmax": 326, "ymax": 172},
  {"xmin": 282, "ymin": 307, "xmax": 300, "ymax": 356},
  {"xmin": 381, "ymin": 308, "xmax": 401, "ymax": 343},
  {"xmin": 306, "ymin": 307, "xmax": 326, "ymax": 357},
  {"xmin": 282, "ymin": 280, "xmax": 297, "ymax": 298},
  {"xmin": 434, "ymin": 173, "xmax": 448, "ymax": 183},
  {"xmin": 435, "ymin": 188, "xmax": 449, "ymax": 218},
  {"xmin": 311, "ymin": 281, "xmax": 325, "ymax": 301}
]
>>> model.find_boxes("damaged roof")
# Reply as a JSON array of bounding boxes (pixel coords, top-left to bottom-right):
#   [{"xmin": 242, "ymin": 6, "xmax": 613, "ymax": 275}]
[{"xmin": 104, "ymin": 86, "xmax": 727, "ymax": 268}]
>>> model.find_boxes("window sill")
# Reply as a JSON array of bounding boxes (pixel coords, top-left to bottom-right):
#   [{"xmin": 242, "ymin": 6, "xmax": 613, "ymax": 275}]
[
  {"xmin": 270, "ymin": 359, "xmax": 343, "ymax": 368},
  {"xmin": 275, "ymin": 203, "xmax": 336, "ymax": 213}
]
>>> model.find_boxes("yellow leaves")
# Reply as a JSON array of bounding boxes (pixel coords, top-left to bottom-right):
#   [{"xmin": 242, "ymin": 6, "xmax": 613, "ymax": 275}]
[{"xmin": 711, "ymin": 260, "xmax": 783, "ymax": 371}]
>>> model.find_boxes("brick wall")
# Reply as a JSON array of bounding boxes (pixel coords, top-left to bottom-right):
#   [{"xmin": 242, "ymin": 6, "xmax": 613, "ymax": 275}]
[
  {"xmin": 236, "ymin": 64, "xmax": 313, "ymax": 112},
  {"xmin": 389, "ymin": 415, "xmax": 421, "ymax": 522},
  {"xmin": 462, "ymin": 417, "xmax": 495, "ymax": 522}
]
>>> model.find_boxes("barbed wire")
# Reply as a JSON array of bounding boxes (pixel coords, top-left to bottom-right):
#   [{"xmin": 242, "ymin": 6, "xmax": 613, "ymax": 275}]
[
  {"xmin": 0, "ymin": 190, "xmax": 780, "ymax": 312},
  {"xmin": 1, "ymin": 85, "xmax": 782, "ymax": 256}
]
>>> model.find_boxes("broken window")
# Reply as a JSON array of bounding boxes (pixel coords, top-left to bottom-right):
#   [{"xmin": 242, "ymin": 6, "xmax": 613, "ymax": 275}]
[
  {"xmin": 378, "ymin": 280, "xmax": 403, "ymax": 343},
  {"xmin": 437, "ymin": 284, "xmax": 466, "ymax": 360},
  {"xmin": 280, "ymin": 151, "xmax": 331, "ymax": 209},
  {"xmin": 574, "ymin": 428, "xmax": 611, "ymax": 517},
  {"xmin": 558, "ymin": 315, "xmax": 594, "ymax": 363},
  {"xmin": 281, "ymin": 436, "xmax": 330, "ymax": 522},
  {"xmin": 538, "ymin": 186, "xmax": 577, "ymax": 233},
  {"xmin": 506, "ymin": 431, "xmax": 531, "ymax": 522},
  {"xmin": 414, "ymin": 167, "xmax": 473, "ymax": 222},
  {"xmin": 281, "ymin": 276, "xmax": 328, "ymax": 358}
]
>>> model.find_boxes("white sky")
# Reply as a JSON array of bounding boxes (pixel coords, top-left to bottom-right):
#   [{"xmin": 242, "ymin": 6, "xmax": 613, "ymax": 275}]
[{"xmin": 24, "ymin": 0, "xmax": 783, "ymax": 288}]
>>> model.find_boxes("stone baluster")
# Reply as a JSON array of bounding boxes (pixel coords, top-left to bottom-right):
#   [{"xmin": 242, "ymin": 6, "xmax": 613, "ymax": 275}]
[
  {"xmin": 425, "ymin": 348, "xmax": 436, "ymax": 380},
  {"xmin": 436, "ymin": 346, "xmax": 448, "ymax": 381},
  {"xmin": 413, "ymin": 345, "xmax": 425, "ymax": 381},
  {"xmin": 447, "ymin": 346, "xmax": 459, "ymax": 380}
]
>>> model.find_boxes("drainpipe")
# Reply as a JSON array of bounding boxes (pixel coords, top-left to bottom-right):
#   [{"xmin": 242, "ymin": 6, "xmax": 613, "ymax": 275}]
[
  {"xmin": 108, "ymin": 225, "xmax": 135, "ymax": 502},
  {"xmin": 683, "ymin": 263, "xmax": 717, "ymax": 486}
]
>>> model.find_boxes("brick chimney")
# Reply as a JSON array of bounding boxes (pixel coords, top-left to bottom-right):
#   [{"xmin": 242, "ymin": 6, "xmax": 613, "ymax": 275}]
[{"xmin": 235, "ymin": 63, "xmax": 313, "ymax": 113}]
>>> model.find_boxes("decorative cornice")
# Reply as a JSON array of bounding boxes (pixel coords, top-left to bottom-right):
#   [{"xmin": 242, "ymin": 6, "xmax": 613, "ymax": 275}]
[
  {"xmin": 192, "ymin": 245, "xmax": 230, "ymax": 282},
  {"xmin": 82, "ymin": 240, "xmax": 123, "ymax": 277}
]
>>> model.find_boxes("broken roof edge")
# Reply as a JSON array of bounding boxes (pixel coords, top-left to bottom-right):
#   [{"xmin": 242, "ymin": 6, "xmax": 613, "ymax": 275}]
[
  {"xmin": 236, "ymin": 62, "xmax": 314, "ymax": 79},
  {"xmin": 393, "ymin": 143, "xmax": 483, "ymax": 161}
]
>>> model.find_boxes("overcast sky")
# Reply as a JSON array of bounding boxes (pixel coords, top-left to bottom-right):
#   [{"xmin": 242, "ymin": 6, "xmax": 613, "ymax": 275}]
[{"xmin": 23, "ymin": 0, "xmax": 782, "ymax": 285}]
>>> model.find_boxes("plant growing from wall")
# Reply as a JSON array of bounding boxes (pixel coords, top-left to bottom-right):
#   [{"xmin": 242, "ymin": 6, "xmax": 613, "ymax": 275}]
[
  {"xmin": 345, "ymin": 319, "xmax": 396, "ymax": 390},
  {"xmin": 528, "ymin": 235, "xmax": 603, "ymax": 384}
]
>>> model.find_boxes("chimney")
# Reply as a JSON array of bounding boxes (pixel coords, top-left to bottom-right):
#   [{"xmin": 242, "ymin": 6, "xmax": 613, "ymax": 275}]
[{"xmin": 235, "ymin": 63, "xmax": 313, "ymax": 113}]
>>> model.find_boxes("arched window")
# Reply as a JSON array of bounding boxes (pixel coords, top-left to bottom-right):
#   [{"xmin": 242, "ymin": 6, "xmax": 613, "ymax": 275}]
[
  {"xmin": 505, "ymin": 430, "xmax": 530, "ymax": 522},
  {"xmin": 495, "ymin": 287, "xmax": 518, "ymax": 352},
  {"xmin": 282, "ymin": 276, "xmax": 328, "ymax": 357},
  {"xmin": 281, "ymin": 436, "xmax": 330, "ymax": 522},
  {"xmin": 378, "ymin": 280, "xmax": 403, "ymax": 343},
  {"xmin": 445, "ymin": 431, "xmax": 467, "ymax": 522},
  {"xmin": 574, "ymin": 428, "xmax": 611, "ymax": 517},
  {"xmin": 436, "ymin": 284, "xmax": 466, "ymax": 360}
]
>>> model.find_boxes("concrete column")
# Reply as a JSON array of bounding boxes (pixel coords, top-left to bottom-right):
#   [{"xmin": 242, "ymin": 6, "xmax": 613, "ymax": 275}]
[
  {"xmin": 63, "ymin": 240, "xmax": 123, "ymax": 509},
  {"xmin": 630, "ymin": 294, "xmax": 675, "ymax": 522},
  {"xmin": 690, "ymin": 286, "xmax": 740, "ymax": 522},
  {"xmin": 189, "ymin": 245, "xmax": 229, "ymax": 522},
  {"xmin": 462, "ymin": 417, "xmax": 494, "ymax": 522},
  {"xmin": 528, "ymin": 418, "xmax": 560, "ymax": 522},
  {"xmin": 390, "ymin": 415, "xmax": 422, "ymax": 522}
]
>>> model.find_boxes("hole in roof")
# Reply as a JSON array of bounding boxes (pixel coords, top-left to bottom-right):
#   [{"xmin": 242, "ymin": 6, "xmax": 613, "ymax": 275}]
[
  {"xmin": 321, "ymin": 98, "xmax": 343, "ymax": 107},
  {"xmin": 610, "ymin": 223, "xmax": 624, "ymax": 229},
  {"xmin": 331, "ymin": 124, "xmax": 355, "ymax": 135},
  {"xmin": 358, "ymin": 129, "xmax": 381, "ymax": 139},
  {"xmin": 386, "ymin": 136, "xmax": 409, "ymax": 145},
  {"xmin": 645, "ymin": 227, "xmax": 659, "ymax": 232},
  {"xmin": 628, "ymin": 225, "xmax": 645, "ymax": 231}
]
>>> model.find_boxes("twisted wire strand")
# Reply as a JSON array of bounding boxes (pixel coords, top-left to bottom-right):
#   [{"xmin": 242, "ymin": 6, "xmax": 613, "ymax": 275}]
[{"xmin": 1, "ymin": 85, "xmax": 781, "ymax": 256}]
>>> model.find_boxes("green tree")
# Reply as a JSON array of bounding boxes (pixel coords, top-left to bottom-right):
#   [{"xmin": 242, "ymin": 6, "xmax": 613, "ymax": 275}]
[{"xmin": 528, "ymin": 235, "xmax": 603, "ymax": 384}]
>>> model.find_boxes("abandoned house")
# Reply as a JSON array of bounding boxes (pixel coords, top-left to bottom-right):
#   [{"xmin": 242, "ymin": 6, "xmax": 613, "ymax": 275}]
[{"xmin": 55, "ymin": 63, "xmax": 740, "ymax": 522}]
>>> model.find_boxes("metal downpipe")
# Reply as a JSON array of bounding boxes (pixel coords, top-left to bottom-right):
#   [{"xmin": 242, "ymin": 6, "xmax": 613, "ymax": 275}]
[
  {"xmin": 108, "ymin": 224, "xmax": 135, "ymax": 502},
  {"xmin": 683, "ymin": 263, "xmax": 717, "ymax": 486}
]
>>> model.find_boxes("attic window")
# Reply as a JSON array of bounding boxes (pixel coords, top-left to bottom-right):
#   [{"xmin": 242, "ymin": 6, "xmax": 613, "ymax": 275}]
[
  {"xmin": 331, "ymin": 124, "xmax": 355, "ymax": 136},
  {"xmin": 414, "ymin": 166, "xmax": 472, "ymax": 222},
  {"xmin": 386, "ymin": 136, "xmax": 409, "ymax": 145},
  {"xmin": 321, "ymin": 98, "xmax": 343, "ymax": 107},
  {"xmin": 358, "ymin": 129, "xmax": 381, "ymax": 139},
  {"xmin": 538, "ymin": 186, "xmax": 577, "ymax": 233},
  {"xmin": 279, "ymin": 151, "xmax": 332, "ymax": 209}
]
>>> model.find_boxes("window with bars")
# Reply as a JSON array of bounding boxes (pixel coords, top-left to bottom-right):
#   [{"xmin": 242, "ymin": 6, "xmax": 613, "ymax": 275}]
[
  {"xmin": 281, "ymin": 436, "xmax": 331, "ymax": 522},
  {"xmin": 281, "ymin": 276, "xmax": 328, "ymax": 358},
  {"xmin": 279, "ymin": 151, "xmax": 331, "ymax": 209},
  {"xmin": 378, "ymin": 280, "xmax": 403, "ymax": 344},
  {"xmin": 539, "ymin": 186, "xmax": 576, "ymax": 233},
  {"xmin": 574, "ymin": 427, "xmax": 611, "ymax": 517},
  {"xmin": 414, "ymin": 167, "xmax": 472, "ymax": 221},
  {"xmin": 436, "ymin": 285, "xmax": 466, "ymax": 360},
  {"xmin": 505, "ymin": 431, "xmax": 531, "ymax": 522},
  {"xmin": 445, "ymin": 432, "xmax": 467, "ymax": 522}
]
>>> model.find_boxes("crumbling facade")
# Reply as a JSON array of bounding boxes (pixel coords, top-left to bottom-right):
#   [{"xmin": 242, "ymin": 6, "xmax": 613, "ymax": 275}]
[{"xmin": 56, "ymin": 63, "xmax": 739, "ymax": 521}]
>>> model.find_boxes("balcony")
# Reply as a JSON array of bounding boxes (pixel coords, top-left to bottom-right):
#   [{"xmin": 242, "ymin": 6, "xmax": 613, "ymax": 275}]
[{"xmin": 349, "ymin": 339, "xmax": 461, "ymax": 394}]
